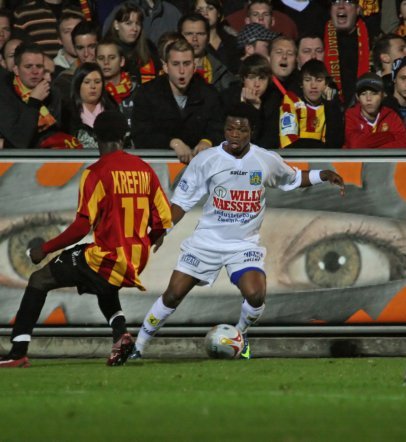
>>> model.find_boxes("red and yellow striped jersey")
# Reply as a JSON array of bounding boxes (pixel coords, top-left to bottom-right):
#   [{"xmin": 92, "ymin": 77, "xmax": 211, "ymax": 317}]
[
  {"xmin": 77, "ymin": 150, "xmax": 172, "ymax": 289},
  {"xmin": 279, "ymin": 93, "xmax": 327, "ymax": 148}
]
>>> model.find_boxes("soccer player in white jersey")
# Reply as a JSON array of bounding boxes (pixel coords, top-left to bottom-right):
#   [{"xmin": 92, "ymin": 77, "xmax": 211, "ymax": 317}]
[{"xmin": 130, "ymin": 103, "xmax": 345, "ymax": 360}]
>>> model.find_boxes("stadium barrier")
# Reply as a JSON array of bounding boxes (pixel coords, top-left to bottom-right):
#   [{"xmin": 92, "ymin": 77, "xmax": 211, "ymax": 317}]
[{"xmin": 1, "ymin": 149, "xmax": 406, "ymax": 336}]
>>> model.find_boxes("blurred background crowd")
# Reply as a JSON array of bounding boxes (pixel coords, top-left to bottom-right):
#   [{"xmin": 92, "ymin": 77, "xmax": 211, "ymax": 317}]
[{"xmin": 1, "ymin": 0, "xmax": 406, "ymax": 160}]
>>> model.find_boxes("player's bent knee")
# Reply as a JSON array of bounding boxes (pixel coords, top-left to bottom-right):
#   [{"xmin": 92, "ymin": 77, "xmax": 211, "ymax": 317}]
[
  {"xmin": 243, "ymin": 288, "xmax": 266, "ymax": 308},
  {"xmin": 162, "ymin": 290, "xmax": 186, "ymax": 309},
  {"xmin": 28, "ymin": 267, "xmax": 57, "ymax": 292}
]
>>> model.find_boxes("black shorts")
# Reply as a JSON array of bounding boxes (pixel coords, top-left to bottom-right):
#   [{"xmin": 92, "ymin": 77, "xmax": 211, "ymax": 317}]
[{"xmin": 49, "ymin": 244, "xmax": 119, "ymax": 297}]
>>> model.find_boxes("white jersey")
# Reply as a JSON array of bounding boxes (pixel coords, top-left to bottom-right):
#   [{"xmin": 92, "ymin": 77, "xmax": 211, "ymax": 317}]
[{"xmin": 171, "ymin": 143, "xmax": 301, "ymax": 251}]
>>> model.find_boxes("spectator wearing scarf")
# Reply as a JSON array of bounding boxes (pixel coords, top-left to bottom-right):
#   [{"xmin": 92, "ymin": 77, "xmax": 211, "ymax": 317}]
[
  {"xmin": 324, "ymin": 0, "xmax": 370, "ymax": 107},
  {"xmin": 96, "ymin": 39, "xmax": 138, "ymax": 138},
  {"xmin": 0, "ymin": 42, "xmax": 81, "ymax": 148}
]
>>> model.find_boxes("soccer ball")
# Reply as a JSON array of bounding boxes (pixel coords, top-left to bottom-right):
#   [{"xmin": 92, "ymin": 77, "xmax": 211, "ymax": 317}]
[{"xmin": 205, "ymin": 324, "xmax": 244, "ymax": 359}]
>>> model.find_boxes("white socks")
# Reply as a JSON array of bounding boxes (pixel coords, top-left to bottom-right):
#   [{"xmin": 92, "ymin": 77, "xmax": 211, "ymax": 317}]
[
  {"xmin": 135, "ymin": 297, "xmax": 265, "ymax": 354},
  {"xmin": 135, "ymin": 296, "xmax": 175, "ymax": 353},
  {"xmin": 235, "ymin": 300, "xmax": 265, "ymax": 334}
]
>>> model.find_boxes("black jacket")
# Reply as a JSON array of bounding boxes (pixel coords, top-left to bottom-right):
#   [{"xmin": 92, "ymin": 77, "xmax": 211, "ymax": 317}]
[
  {"xmin": 131, "ymin": 73, "xmax": 224, "ymax": 149},
  {"xmin": 0, "ymin": 69, "xmax": 62, "ymax": 148}
]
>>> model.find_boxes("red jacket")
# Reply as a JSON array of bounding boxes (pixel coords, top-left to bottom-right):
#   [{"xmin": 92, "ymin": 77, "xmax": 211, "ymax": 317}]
[{"xmin": 344, "ymin": 103, "xmax": 406, "ymax": 148}]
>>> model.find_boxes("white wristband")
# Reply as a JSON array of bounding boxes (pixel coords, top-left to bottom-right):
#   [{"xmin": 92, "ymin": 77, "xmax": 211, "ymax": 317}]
[{"xmin": 309, "ymin": 170, "xmax": 323, "ymax": 185}]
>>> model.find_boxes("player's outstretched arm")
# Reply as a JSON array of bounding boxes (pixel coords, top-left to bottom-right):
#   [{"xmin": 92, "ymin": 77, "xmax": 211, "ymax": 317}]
[
  {"xmin": 28, "ymin": 214, "xmax": 91, "ymax": 265},
  {"xmin": 301, "ymin": 170, "xmax": 345, "ymax": 196}
]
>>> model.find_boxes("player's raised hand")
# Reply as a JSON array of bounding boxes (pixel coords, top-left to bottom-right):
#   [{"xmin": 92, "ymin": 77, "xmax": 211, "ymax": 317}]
[{"xmin": 321, "ymin": 170, "xmax": 345, "ymax": 197}]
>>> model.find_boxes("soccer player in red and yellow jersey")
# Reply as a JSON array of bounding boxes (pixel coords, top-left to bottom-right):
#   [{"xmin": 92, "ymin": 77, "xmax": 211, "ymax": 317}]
[{"xmin": 0, "ymin": 111, "xmax": 172, "ymax": 368}]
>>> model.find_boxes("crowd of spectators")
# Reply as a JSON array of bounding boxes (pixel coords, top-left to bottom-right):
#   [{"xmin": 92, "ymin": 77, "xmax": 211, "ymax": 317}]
[{"xmin": 0, "ymin": 0, "xmax": 406, "ymax": 159}]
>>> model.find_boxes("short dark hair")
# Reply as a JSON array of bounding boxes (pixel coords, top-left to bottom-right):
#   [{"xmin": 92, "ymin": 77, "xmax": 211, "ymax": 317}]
[
  {"xmin": 14, "ymin": 42, "xmax": 44, "ymax": 66},
  {"xmin": 239, "ymin": 53, "xmax": 272, "ymax": 78},
  {"xmin": 94, "ymin": 110, "xmax": 128, "ymax": 143},
  {"xmin": 0, "ymin": 8, "xmax": 12, "ymax": 25},
  {"xmin": 299, "ymin": 59, "xmax": 329, "ymax": 82},
  {"xmin": 57, "ymin": 12, "xmax": 83, "ymax": 36},
  {"xmin": 247, "ymin": 0, "xmax": 272, "ymax": 14},
  {"xmin": 226, "ymin": 102, "xmax": 258, "ymax": 129},
  {"xmin": 96, "ymin": 38, "xmax": 124, "ymax": 58},
  {"xmin": 296, "ymin": 33, "xmax": 324, "ymax": 50},
  {"xmin": 1, "ymin": 36, "xmax": 23, "ymax": 59},
  {"xmin": 71, "ymin": 20, "xmax": 99, "ymax": 46},
  {"xmin": 270, "ymin": 35, "xmax": 297, "ymax": 54},
  {"xmin": 372, "ymin": 33, "xmax": 405, "ymax": 72},
  {"xmin": 178, "ymin": 12, "xmax": 210, "ymax": 35}
]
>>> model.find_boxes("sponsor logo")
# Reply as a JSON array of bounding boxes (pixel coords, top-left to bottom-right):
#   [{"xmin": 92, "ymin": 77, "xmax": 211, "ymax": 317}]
[
  {"xmin": 71, "ymin": 249, "xmax": 81, "ymax": 266},
  {"xmin": 230, "ymin": 170, "xmax": 248, "ymax": 176},
  {"xmin": 178, "ymin": 179, "xmax": 189, "ymax": 192},
  {"xmin": 147, "ymin": 314, "xmax": 160, "ymax": 327},
  {"xmin": 212, "ymin": 189, "xmax": 262, "ymax": 213},
  {"xmin": 54, "ymin": 256, "xmax": 63, "ymax": 264},
  {"xmin": 181, "ymin": 253, "xmax": 200, "ymax": 267},
  {"xmin": 214, "ymin": 185, "xmax": 227, "ymax": 198},
  {"xmin": 249, "ymin": 171, "xmax": 262, "ymax": 186},
  {"xmin": 280, "ymin": 112, "xmax": 297, "ymax": 136},
  {"xmin": 243, "ymin": 250, "xmax": 263, "ymax": 262}
]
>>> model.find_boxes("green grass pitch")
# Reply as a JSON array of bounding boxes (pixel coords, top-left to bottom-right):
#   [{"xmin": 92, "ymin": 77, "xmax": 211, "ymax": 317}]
[{"xmin": 1, "ymin": 358, "xmax": 406, "ymax": 442}]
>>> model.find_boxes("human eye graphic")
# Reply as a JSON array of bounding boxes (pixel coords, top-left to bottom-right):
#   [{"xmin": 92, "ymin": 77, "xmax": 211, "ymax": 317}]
[
  {"xmin": 286, "ymin": 233, "xmax": 406, "ymax": 289},
  {"xmin": 270, "ymin": 212, "xmax": 406, "ymax": 291},
  {"xmin": 0, "ymin": 213, "xmax": 72, "ymax": 287}
]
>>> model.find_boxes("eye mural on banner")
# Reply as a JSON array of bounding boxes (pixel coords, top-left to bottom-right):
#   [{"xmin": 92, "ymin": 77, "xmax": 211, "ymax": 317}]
[{"xmin": 0, "ymin": 158, "xmax": 406, "ymax": 327}]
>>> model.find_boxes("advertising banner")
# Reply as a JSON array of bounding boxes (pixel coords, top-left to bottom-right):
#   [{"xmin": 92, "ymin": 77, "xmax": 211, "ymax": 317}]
[{"xmin": 1, "ymin": 158, "xmax": 406, "ymax": 327}]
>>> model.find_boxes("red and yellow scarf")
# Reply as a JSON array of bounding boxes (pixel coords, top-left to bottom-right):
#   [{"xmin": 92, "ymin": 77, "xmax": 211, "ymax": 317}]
[
  {"xmin": 140, "ymin": 59, "xmax": 157, "ymax": 84},
  {"xmin": 13, "ymin": 75, "xmax": 56, "ymax": 132},
  {"xmin": 324, "ymin": 18, "xmax": 370, "ymax": 101},
  {"xmin": 79, "ymin": 0, "xmax": 92, "ymax": 21},
  {"xmin": 195, "ymin": 56, "xmax": 213, "ymax": 84},
  {"xmin": 105, "ymin": 71, "xmax": 132, "ymax": 104},
  {"xmin": 396, "ymin": 23, "xmax": 406, "ymax": 37},
  {"xmin": 359, "ymin": 0, "xmax": 379, "ymax": 16}
]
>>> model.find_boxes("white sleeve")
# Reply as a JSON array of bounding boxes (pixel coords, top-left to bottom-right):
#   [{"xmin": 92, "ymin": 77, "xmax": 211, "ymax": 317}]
[
  {"xmin": 265, "ymin": 151, "xmax": 302, "ymax": 191},
  {"xmin": 171, "ymin": 157, "xmax": 209, "ymax": 212},
  {"xmin": 277, "ymin": 168, "xmax": 302, "ymax": 191}
]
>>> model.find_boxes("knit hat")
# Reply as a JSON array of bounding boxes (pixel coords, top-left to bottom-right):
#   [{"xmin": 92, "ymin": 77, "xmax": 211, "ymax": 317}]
[
  {"xmin": 237, "ymin": 23, "xmax": 279, "ymax": 49},
  {"xmin": 355, "ymin": 72, "xmax": 384, "ymax": 94},
  {"xmin": 392, "ymin": 56, "xmax": 406, "ymax": 80},
  {"xmin": 94, "ymin": 111, "xmax": 129, "ymax": 143}
]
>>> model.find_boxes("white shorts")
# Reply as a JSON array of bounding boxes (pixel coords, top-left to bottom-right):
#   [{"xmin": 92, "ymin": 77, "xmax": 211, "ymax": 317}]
[{"xmin": 175, "ymin": 237, "xmax": 266, "ymax": 287}]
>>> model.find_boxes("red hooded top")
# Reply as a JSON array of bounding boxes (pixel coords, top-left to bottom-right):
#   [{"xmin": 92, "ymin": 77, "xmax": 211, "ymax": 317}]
[{"xmin": 344, "ymin": 103, "xmax": 406, "ymax": 149}]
